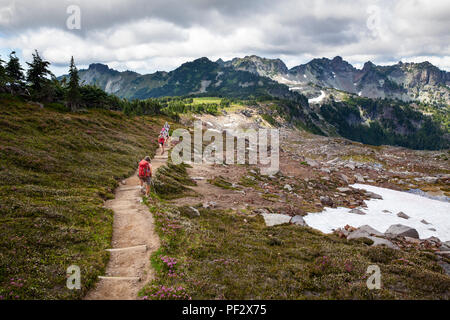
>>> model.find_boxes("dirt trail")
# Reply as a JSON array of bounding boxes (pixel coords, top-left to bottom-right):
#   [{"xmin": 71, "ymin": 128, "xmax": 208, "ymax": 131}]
[{"xmin": 84, "ymin": 147, "xmax": 168, "ymax": 300}]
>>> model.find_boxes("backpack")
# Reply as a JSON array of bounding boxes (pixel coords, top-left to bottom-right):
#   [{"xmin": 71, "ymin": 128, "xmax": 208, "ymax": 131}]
[{"xmin": 138, "ymin": 160, "xmax": 151, "ymax": 177}]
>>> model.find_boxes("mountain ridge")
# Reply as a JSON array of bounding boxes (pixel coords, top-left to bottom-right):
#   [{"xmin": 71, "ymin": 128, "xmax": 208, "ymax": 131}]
[{"xmin": 66, "ymin": 55, "xmax": 449, "ymax": 106}]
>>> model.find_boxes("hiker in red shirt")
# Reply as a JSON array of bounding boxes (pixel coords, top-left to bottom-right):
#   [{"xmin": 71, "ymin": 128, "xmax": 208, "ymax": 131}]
[
  {"xmin": 158, "ymin": 134, "xmax": 165, "ymax": 155},
  {"xmin": 138, "ymin": 156, "xmax": 152, "ymax": 197}
]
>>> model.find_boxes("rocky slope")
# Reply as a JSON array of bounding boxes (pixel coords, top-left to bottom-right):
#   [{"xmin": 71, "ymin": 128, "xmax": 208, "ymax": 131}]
[
  {"xmin": 65, "ymin": 58, "xmax": 303, "ymax": 102},
  {"xmin": 66, "ymin": 55, "xmax": 449, "ymax": 106},
  {"xmin": 225, "ymin": 55, "xmax": 450, "ymax": 106},
  {"xmin": 59, "ymin": 57, "xmax": 449, "ymax": 150}
]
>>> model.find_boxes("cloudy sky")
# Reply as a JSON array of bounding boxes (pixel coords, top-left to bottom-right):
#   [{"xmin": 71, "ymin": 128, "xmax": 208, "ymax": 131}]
[{"xmin": 1, "ymin": 0, "xmax": 449, "ymax": 76}]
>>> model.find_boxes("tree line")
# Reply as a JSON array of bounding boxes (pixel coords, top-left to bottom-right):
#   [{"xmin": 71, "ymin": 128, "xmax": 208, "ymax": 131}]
[{"xmin": 0, "ymin": 50, "xmax": 167, "ymax": 117}]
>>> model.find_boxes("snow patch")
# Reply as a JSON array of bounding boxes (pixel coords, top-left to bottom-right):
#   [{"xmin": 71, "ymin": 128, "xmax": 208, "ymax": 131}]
[
  {"xmin": 303, "ymin": 184, "xmax": 450, "ymax": 241},
  {"xmin": 308, "ymin": 91, "xmax": 326, "ymax": 104}
]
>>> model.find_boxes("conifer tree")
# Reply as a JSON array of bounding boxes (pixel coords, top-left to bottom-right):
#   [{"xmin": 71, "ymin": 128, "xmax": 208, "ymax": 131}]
[
  {"xmin": 6, "ymin": 51, "xmax": 25, "ymax": 89},
  {"xmin": 67, "ymin": 56, "xmax": 81, "ymax": 111},
  {"xmin": 26, "ymin": 50, "xmax": 53, "ymax": 92}
]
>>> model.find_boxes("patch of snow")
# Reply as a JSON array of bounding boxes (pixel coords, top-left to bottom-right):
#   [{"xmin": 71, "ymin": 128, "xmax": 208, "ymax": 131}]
[
  {"xmin": 303, "ymin": 184, "xmax": 450, "ymax": 241},
  {"xmin": 358, "ymin": 91, "xmax": 362, "ymax": 96},
  {"xmin": 308, "ymin": 91, "xmax": 326, "ymax": 104}
]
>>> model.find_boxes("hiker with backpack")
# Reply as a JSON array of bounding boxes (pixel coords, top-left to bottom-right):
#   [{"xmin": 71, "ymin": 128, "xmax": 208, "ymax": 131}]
[
  {"xmin": 138, "ymin": 156, "xmax": 152, "ymax": 197},
  {"xmin": 158, "ymin": 134, "xmax": 165, "ymax": 155}
]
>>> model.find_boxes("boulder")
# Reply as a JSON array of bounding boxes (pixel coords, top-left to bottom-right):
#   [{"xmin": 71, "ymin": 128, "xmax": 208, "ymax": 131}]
[
  {"xmin": 349, "ymin": 208, "xmax": 366, "ymax": 215},
  {"xmin": 187, "ymin": 206, "xmax": 200, "ymax": 217},
  {"xmin": 397, "ymin": 212, "xmax": 410, "ymax": 219},
  {"xmin": 365, "ymin": 191, "xmax": 383, "ymax": 200},
  {"xmin": 202, "ymin": 201, "xmax": 217, "ymax": 209},
  {"xmin": 424, "ymin": 236, "xmax": 441, "ymax": 244},
  {"xmin": 437, "ymin": 261, "xmax": 450, "ymax": 276},
  {"xmin": 385, "ymin": 224, "xmax": 419, "ymax": 239},
  {"xmin": 337, "ymin": 187, "xmax": 351, "ymax": 193},
  {"xmin": 347, "ymin": 225, "xmax": 383, "ymax": 240},
  {"xmin": 261, "ymin": 213, "xmax": 291, "ymax": 227},
  {"xmin": 320, "ymin": 196, "xmax": 333, "ymax": 206},
  {"xmin": 420, "ymin": 219, "xmax": 430, "ymax": 225},
  {"xmin": 340, "ymin": 174, "xmax": 349, "ymax": 183},
  {"xmin": 354, "ymin": 173, "xmax": 365, "ymax": 183},
  {"xmin": 369, "ymin": 236, "xmax": 399, "ymax": 249},
  {"xmin": 345, "ymin": 163, "xmax": 356, "ymax": 170},
  {"xmin": 284, "ymin": 184, "xmax": 293, "ymax": 192},
  {"xmin": 305, "ymin": 158, "xmax": 319, "ymax": 167},
  {"xmin": 290, "ymin": 215, "xmax": 307, "ymax": 226}
]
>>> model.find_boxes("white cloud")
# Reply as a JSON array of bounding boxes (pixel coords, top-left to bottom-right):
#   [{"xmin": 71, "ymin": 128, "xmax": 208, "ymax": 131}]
[{"xmin": 0, "ymin": 0, "xmax": 448, "ymax": 75}]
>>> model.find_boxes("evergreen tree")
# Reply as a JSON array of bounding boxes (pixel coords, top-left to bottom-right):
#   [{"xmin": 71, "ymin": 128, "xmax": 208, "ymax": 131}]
[
  {"xmin": 26, "ymin": 50, "xmax": 53, "ymax": 92},
  {"xmin": 66, "ymin": 56, "xmax": 81, "ymax": 111},
  {"xmin": 6, "ymin": 51, "xmax": 25, "ymax": 89}
]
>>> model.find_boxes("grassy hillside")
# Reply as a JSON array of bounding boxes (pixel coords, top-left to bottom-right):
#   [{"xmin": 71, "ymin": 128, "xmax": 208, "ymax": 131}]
[
  {"xmin": 141, "ymin": 168, "xmax": 450, "ymax": 300},
  {"xmin": 0, "ymin": 94, "xmax": 166, "ymax": 299}
]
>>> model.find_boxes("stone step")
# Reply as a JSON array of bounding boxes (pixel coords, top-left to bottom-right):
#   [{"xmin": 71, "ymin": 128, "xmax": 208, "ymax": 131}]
[
  {"xmin": 119, "ymin": 186, "xmax": 142, "ymax": 191},
  {"xmin": 98, "ymin": 276, "xmax": 141, "ymax": 281},
  {"xmin": 106, "ymin": 245, "xmax": 147, "ymax": 252}
]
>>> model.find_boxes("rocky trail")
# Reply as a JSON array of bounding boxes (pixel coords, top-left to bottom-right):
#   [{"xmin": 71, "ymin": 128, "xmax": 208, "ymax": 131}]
[{"xmin": 84, "ymin": 148, "xmax": 168, "ymax": 300}]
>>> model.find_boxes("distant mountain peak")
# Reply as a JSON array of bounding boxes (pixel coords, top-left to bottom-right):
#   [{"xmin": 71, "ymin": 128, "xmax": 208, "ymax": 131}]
[{"xmin": 88, "ymin": 63, "xmax": 111, "ymax": 72}]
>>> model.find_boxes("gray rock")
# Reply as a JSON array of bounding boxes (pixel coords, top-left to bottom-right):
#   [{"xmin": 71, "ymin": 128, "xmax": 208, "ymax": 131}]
[
  {"xmin": 337, "ymin": 187, "xmax": 351, "ymax": 192},
  {"xmin": 385, "ymin": 224, "xmax": 420, "ymax": 239},
  {"xmin": 397, "ymin": 212, "xmax": 410, "ymax": 219},
  {"xmin": 365, "ymin": 191, "xmax": 383, "ymax": 200},
  {"xmin": 305, "ymin": 158, "xmax": 319, "ymax": 167},
  {"xmin": 290, "ymin": 215, "xmax": 307, "ymax": 226},
  {"xmin": 437, "ymin": 261, "xmax": 450, "ymax": 276},
  {"xmin": 420, "ymin": 219, "xmax": 431, "ymax": 225},
  {"xmin": 284, "ymin": 184, "xmax": 293, "ymax": 192},
  {"xmin": 334, "ymin": 227, "xmax": 350, "ymax": 237},
  {"xmin": 369, "ymin": 236, "xmax": 399, "ymax": 249},
  {"xmin": 358, "ymin": 225, "xmax": 384, "ymax": 237},
  {"xmin": 188, "ymin": 206, "xmax": 200, "ymax": 217},
  {"xmin": 424, "ymin": 236, "xmax": 441, "ymax": 244},
  {"xmin": 320, "ymin": 196, "xmax": 333, "ymax": 206},
  {"xmin": 382, "ymin": 210, "xmax": 391, "ymax": 213},
  {"xmin": 345, "ymin": 163, "xmax": 355, "ymax": 170},
  {"xmin": 349, "ymin": 208, "xmax": 366, "ymax": 215},
  {"xmin": 202, "ymin": 201, "xmax": 217, "ymax": 209},
  {"xmin": 261, "ymin": 213, "xmax": 291, "ymax": 227},
  {"xmin": 340, "ymin": 174, "xmax": 349, "ymax": 183},
  {"xmin": 354, "ymin": 173, "xmax": 365, "ymax": 183},
  {"xmin": 347, "ymin": 225, "xmax": 384, "ymax": 240},
  {"xmin": 428, "ymin": 228, "xmax": 437, "ymax": 231}
]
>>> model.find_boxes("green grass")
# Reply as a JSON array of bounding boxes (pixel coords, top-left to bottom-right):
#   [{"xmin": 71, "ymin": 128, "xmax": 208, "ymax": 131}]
[
  {"xmin": 152, "ymin": 162, "xmax": 197, "ymax": 200},
  {"xmin": 190, "ymin": 97, "xmax": 223, "ymax": 105},
  {"xmin": 0, "ymin": 94, "xmax": 166, "ymax": 299},
  {"xmin": 207, "ymin": 176, "xmax": 239, "ymax": 190}
]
